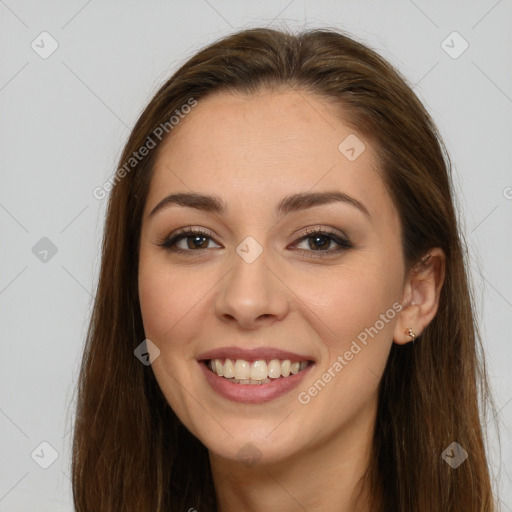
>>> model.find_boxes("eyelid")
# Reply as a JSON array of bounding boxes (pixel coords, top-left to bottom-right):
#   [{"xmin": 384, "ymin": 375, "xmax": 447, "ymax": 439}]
[
  {"xmin": 291, "ymin": 225, "xmax": 350, "ymax": 243},
  {"xmin": 289, "ymin": 226, "xmax": 354, "ymax": 255},
  {"xmin": 155, "ymin": 226, "xmax": 220, "ymax": 249}
]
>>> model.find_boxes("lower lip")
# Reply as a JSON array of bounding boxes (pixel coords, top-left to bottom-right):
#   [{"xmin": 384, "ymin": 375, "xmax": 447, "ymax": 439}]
[{"xmin": 199, "ymin": 361, "xmax": 314, "ymax": 404}]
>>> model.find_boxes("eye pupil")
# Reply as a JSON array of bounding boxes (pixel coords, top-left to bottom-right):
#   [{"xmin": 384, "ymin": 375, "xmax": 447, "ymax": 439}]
[
  {"xmin": 309, "ymin": 234, "xmax": 330, "ymax": 250},
  {"xmin": 188, "ymin": 235, "xmax": 208, "ymax": 249}
]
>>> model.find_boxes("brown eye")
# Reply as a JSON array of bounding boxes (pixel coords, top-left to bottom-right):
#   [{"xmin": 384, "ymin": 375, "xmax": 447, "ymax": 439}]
[
  {"xmin": 157, "ymin": 228, "xmax": 221, "ymax": 253},
  {"xmin": 292, "ymin": 229, "xmax": 354, "ymax": 256}
]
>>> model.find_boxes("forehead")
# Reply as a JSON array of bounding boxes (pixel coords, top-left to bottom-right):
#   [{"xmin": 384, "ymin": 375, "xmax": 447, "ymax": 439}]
[{"xmin": 146, "ymin": 89, "xmax": 395, "ymax": 222}]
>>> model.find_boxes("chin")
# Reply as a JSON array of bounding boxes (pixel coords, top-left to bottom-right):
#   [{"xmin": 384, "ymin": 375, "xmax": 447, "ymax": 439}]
[{"xmin": 196, "ymin": 419, "xmax": 305, "ymax": 467}]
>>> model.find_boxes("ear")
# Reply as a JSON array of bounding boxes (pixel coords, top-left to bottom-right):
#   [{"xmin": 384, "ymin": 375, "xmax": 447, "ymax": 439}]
[{"xmin": 393, "ymin": 248, "xmax": 446, "ymax": 345}]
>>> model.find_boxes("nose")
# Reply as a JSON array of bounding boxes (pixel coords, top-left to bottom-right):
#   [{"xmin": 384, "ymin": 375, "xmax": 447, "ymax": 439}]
[{"xmin": 215, "ymin": 249, "xmax": 290, "ymax": 330}]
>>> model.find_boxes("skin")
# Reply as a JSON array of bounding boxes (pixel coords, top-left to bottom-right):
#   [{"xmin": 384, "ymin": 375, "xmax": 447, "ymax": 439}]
[{"xmin": 138, "ymin": 88, "xmax": 445, "ymax": 512}]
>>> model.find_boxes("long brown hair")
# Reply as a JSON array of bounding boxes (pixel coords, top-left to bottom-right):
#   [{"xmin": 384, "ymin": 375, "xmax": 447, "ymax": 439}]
[{"xmin": 71, "ymin": 26, "xmax": 499, "ymax": 511}]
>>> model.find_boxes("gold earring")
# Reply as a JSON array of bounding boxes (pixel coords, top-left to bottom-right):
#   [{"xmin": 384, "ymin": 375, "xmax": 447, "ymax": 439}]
[{"xmin": 404, "ymin": 327, "xmax": 417, "ymax": 340}]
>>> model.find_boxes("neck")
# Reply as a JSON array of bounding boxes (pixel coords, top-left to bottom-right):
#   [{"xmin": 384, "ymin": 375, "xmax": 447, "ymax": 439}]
[{"xmin": 209, "ymin": 394, "xmax": 382, "ymax": 512}]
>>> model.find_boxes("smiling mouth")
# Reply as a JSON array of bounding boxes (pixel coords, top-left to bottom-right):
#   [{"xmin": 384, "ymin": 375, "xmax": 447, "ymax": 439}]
[{"xmin": 203, "ymin": 358, "xmax": 313, "ymax": 385}]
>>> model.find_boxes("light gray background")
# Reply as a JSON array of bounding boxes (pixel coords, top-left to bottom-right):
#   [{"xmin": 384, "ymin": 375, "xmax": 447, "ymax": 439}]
[{"xmin": 1, "ymin": 1, "xmax": 511, "ymax": 510}]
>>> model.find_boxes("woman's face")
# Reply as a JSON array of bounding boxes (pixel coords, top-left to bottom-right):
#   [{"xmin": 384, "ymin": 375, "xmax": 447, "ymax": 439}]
[{"xmin": 138, "ymin": 89, "xmax": 405, "ymax": 465}]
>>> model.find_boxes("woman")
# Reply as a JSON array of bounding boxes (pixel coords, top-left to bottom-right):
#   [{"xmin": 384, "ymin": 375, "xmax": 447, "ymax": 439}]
[{"xmin": 72, "ymin": 27, "xmax": 498, "ymax": 511}]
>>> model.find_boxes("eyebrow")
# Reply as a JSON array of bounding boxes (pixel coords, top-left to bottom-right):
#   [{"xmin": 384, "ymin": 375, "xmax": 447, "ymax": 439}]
[{"xmin": 148, "ymin": 190, "xmax": 370, "ymax": 218}]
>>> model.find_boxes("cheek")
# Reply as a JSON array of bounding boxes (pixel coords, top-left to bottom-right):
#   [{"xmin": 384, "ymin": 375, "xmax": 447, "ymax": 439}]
[
  {"xmin": 138, "ymin": 271, "xmax": 173, "ymax": 343},
  {"xmin": 293, "ymin": 262, "xmax": 400, "ymax": 351},
  {"xmin": 290, "ymin": 269, "xmax": 398, "ymax": 428},
  {"xmin": 138, "ymin": 258, "xmax": 209, "ymax": 347},
  {"xmin": 137, "ymin": 257, "xmax": 212, "ymax": 431}
]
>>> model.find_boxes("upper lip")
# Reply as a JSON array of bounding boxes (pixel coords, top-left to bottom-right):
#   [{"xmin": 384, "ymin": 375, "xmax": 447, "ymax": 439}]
[{"xmin": 197, "ymin": 346, "xmax": 315, "ymax": 363}]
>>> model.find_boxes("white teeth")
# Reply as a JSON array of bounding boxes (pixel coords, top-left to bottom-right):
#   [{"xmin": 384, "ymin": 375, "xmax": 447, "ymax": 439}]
[
  {"xmin": 223, "ymin": 358, "xmax": 235, "ymax": 378},
  {"xmin": 214, "ymin": 359, "xmax": 224, "ymax": 377},
  {"xmin": 208, "ymin": 358, "xmax": 311, "ymax": 382},
  {"xmin": 290, "ymin": 362, "xmax": 300, "ymax": 375},
  {"xmin": 234, "ymin": 359, "xmax": 251, "ymax": 380},
  {"xmin": 267, "ymin": 359, "xmax": 282, "ymax": 378},
  {"xmin": 250, "ymin": 360, "xmax": 268, "ymax": 380}
]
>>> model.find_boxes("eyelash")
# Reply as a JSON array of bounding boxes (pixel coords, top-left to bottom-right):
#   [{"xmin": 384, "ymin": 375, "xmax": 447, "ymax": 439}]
[{"xmin": 155, "ymin": 226, "xmax": 354, "ymax": 258}]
